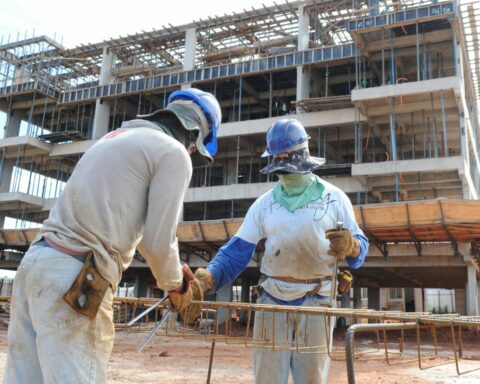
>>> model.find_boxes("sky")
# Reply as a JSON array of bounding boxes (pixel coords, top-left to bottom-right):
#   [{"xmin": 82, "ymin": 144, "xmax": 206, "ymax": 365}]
[{"xmin": 0, "ymin": 0, "xmax": 279, "ymax": 48}]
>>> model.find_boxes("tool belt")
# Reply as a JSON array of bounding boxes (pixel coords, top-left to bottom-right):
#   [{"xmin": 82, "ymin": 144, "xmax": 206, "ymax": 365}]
[
  {"xmin": 63, "ymin": 252, "xmax": 110, "ymax": 319},
  {"xmin": 253, "ymin": 275, "xmax": 333, "ymax": 298},
  {"xmin": 41, "ymin": 237, "xmax": 110, "ymax": 319}
]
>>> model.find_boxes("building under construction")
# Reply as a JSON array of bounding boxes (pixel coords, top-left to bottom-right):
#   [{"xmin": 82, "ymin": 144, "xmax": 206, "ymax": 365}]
[{"xmin": 0, "ymin": 0, "xmax": 479, "ymax": 318}]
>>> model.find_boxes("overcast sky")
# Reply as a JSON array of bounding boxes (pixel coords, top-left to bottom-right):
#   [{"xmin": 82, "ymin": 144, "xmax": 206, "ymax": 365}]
[{"xmin": 0, "ymin": 0, "xmax": 279, "ymax": 48}]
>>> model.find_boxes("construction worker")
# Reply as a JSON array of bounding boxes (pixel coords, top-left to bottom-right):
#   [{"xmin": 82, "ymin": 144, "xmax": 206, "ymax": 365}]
[
  {"xmin": 3, "ymin": 88, "xmax": 221, "ymax": 384},
  {"xmin": 191, "ymin": 119, "xmax": 369, "ymax": 384}
]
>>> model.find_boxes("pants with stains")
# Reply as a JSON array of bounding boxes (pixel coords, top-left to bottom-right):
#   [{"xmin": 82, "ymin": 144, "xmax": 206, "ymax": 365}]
[
  {"xmin": 3, "ymin": 242, "xmax": 115, "ymax": 384},
  {"xmin": 253, "ymin": 293, "xmax": 335, "ymax": 384}
]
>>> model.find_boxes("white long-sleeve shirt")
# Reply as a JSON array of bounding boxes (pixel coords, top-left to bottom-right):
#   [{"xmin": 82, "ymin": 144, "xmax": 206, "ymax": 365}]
[
  {"xmin": 36, "ymin": 120, "xmax": 192, "ymax": 291},
  {"xmin": 235, "ymin": 177, "xmax": 366, "ymax": 300}
]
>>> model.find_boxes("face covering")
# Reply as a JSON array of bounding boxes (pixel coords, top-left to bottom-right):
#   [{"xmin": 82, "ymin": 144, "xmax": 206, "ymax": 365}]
[
  {"xmin": 272, "ymin": 173, "xmax": 325, "ymax": 212},
  {"xmin": 277, "ymin": 173, "xmax": 312, "ymax": 195}
]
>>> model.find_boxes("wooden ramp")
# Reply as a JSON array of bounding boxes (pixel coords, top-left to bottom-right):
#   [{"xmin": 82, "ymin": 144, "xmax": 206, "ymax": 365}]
[{"xmin": 1, "ymin": 199, "xmax": 480, "ymax": 253}]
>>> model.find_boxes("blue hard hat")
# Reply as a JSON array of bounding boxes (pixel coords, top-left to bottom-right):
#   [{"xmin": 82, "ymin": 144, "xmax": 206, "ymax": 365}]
[
  {"xmin": 168, "ymin": 88, "xmax": 221, "ymax": 157},
  {"xmin": 260, "ymin": 119, "xmax": 325, "ymax": 174},
  {"xmin": 261, "ymin": 119, "xmax": 310, "ymax": 157}
]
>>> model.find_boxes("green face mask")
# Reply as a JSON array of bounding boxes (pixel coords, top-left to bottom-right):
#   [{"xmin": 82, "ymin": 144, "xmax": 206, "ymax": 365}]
[
  {"xmin": 277, "ymin": 173, "xmax": 312, "ymax": 196},
  {"xmin": 273, "ymin": 173, "xmax": 325, "ymax": 212}
]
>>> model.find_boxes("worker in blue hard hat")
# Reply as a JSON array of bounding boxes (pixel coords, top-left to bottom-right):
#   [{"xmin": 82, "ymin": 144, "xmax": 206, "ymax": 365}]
[
  {"xmin": 186, "ymin": 118, "xmax": 369, "ymax": 384},
  {"xmin": 4, "ymin": 88, "xmax": 221, "ymax": 384}
]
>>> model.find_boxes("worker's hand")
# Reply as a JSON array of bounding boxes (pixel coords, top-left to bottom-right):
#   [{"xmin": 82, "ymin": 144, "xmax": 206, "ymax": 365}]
[
  {"xmin": 182, "ymin": 268, "xmax": 214, "ymax": 323},
  {"xmin": 168, "ymin": 266, "xmax": 214, "ymax": 324},
  {"xmin": 168, "ymin": 264, "xmax": 202, "ymax": 322},
  {"xmin": 325, "ymin": 228, "xmax": 359, "ymax": 261}
]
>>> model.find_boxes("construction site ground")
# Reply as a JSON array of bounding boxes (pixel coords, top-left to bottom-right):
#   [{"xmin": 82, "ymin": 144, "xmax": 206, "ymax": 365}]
[{"xmin": 0, "ymin": 324, "xmax": 479, "ymax": 383}]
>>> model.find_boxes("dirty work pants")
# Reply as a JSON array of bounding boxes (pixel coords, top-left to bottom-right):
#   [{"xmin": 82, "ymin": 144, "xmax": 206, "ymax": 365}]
[
  {"xmin": 3, "ymin": 243, "xmax": 115, "ymax": 384},
  {"xmin": 253, "ymin": 293, "xmax": 335, "ymax": 384}
]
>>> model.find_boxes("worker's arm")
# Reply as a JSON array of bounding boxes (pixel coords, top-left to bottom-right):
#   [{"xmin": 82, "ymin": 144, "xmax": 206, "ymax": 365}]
[
  {"xmin": 200, "ymin": 199, "xmax": 263, "ymax": 292},
  {"xmin": 345, "ymin": 234, "xmax": 368, "ymax": 269},
  {"xmin": 207, "ymin": 236, "xmax": 256, "ymax": 291},
  {"xmin": 334, "ymin": 191, "xmax": 369, "ymax": 270},
  {"xmin": 137, "ymin": 144, "xmax": 193, "ymax": 292}
]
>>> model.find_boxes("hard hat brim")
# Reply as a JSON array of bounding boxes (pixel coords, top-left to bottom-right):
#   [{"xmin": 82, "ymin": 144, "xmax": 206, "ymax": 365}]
[
  {"xmin": 137, "ymin": 108, "xmax": 213, "ymax": 165},
  {"xmin": 260, "ymin": 154, "xmax": 326, "ymax": 175}
]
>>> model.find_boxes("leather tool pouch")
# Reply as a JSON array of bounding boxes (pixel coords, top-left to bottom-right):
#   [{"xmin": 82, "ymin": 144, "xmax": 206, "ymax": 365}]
[{"xmin": 63, "ymin": 252, "xmax": 110, "ymax": 319}]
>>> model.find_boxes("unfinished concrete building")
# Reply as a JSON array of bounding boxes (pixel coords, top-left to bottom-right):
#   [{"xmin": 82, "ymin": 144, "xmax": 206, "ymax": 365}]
[{"xmin": 0, "ymin": 0, "xmax": 479, "ymax": 316}]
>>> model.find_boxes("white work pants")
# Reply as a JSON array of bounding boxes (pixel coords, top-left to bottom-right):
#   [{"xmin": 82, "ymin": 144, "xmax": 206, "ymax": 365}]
[
  {"xmin": 253, "ymin": 293, "xmax": 334, "ymax": 384},
  {"xmin": 3, "ymin": 243, "xmax": 115, "ymax": 384}
]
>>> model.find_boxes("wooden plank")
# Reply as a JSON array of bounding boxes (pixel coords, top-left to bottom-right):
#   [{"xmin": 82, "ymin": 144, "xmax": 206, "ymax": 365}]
[
  {"xmin": 1, "ymin": 230, "xmax": 28, "ymax": 246},
  {"xmin": 198, "ymin": 221, "xmax": 228, "ymax": 242},
  {"xmin": 177, "ymin": 222, "xmax": 203, "ymax": 242},
  {"xmin": 23, "ymin": 229, "xmax": 39, "ymax": 243}
]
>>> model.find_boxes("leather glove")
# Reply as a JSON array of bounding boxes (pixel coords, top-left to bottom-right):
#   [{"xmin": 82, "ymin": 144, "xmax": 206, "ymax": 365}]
[
  {"xmin": 168, "ymin": 264, "xmax": 202, "ymax": 323},
  {"xmin": 181, "ymin": 268, "xmax": 214, "ymax": 323},
  {"xmin": 325, "ymin": 228, "xmax": 359, "ymax": 261}
]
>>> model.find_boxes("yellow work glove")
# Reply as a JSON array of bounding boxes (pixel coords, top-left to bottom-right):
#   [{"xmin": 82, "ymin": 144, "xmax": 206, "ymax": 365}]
[
  {"xmin": 325, "ymin": 228, "xmax": 360, "ymax": 261},
  {"xmin": 168, "ymin": 264, "xmax": 202, "ymax": 322},
  {"xmin": 168, "ymin": 266, "xmax": 214, "ymax": 324},
  {"xmin": 182, "ymin": 268, "xmax": 214, "ymax": 323}
]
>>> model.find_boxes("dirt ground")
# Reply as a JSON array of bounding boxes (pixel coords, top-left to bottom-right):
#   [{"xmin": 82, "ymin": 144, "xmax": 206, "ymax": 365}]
[{"xmin": 0, "ymin": 325, "xmax": 479, "ymax": 383}]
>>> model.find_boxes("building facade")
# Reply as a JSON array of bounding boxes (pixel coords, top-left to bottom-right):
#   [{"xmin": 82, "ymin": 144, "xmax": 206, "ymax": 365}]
[{"xmin": 0, "ymin": 0, "xmax": 479, "ymax": 315}]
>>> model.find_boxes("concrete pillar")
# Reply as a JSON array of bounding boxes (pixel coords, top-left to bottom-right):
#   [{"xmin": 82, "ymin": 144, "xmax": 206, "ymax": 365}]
[
  {"xmin": 216, "ymin": 283, "xmax": 232, "ymax": 323},
  {"xmin": 239, "ymin": 276, "xmax": 250, "ymax": 323},
  {"xmin": 455, "ymin": 289, "xmax": 466, "ymax": 315},
  {"xmin": 184, "ymin": 28, "xmax": 196, "ymax": 71},
  {"xmin": 92, "ymin": 47, "xmax": 114, "ymax": 139},
  {"xmin": 367, "ymin": 287, "xmax": 380, "ymax": 310},
  {"xmin": 181, "ymin": 28, "xmax": 196, "ymax": 90},
  {"xmin": 414, "ymin": 288, "xmax": 424, "ymax": 312},
  {"xmin": 478, "ymin": 280, "xmax": 480, "ymax": 317},
  {"xmin": 337, "ymin": 293, "xmax": 350, "ymax": 326},
  {"xmin": 134, "ymin": 271, "xmax": 150, "ymax": 298},
  {"xmin": 0, "ymin": 110, "xmax": 23, "ymax": 227},
  {"xmin": 296, "ymin": 5, "xmax": 310, "ymax": 110},
  {"xmin": 353, "ymin": 286, "xmax": 362, "ymax": 309},
  {"xmin": 466, "ymin": 265, "xmax": 479, "ymax": 316},
  {"xmin": 225, "ymin": 158, "xmax": 238, "ymax": 185},
  {"xmin": 4, "ymin": 110, "xmax": 22, "ymax": 138}
]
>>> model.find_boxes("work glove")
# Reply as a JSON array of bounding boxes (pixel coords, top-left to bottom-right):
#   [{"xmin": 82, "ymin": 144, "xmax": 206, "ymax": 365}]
[
  {"xmin": 168, "ymin": 266, "xmax": 214, "ymax": 324},
  {"xmin": 182, "ymin": 268, "xmax": 214, "ymax": 323},
  {"xmin": 168, "ymin": 264, "xmax": 203, "ymax": 323},
  {"xmin": 325, "ymin": 228, "xmax": 360, "ymax": 261}
]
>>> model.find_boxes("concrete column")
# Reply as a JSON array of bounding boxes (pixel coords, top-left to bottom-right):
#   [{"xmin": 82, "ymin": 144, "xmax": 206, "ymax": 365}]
[
  {"xmin": 0, "ymin": 110, "xmax": 23, "ymax": 227},
  {"xmin": 92, "ymin": 47, "xmax": 114, "ymax": 139},
  {"xmin": 181, "ymin": 28, "xmax": 196, "ymax": 90},
  {"xmin": 225, "ymin": 158, "xmax": 238, "ymax": 185},
  {"xmin": 353, "ymin": 286, "xmax": 362, "ymax": 309},
  {"xmin": 478, "ymin": 280, "xmax": 480, "ymax": 317},
  {"xmin": 134, "ymin": 271, "xmax": 149, "ymax": 298},
  {"xmin": 367, "ymin": 287, "xmax": 380, "ymax": 310},
  {"xmin": 184, "ymin": 28, "xmax": 196, "ymax": 71},
  {"xmin": 4, "ymin": 110, "xmax": 22, "ymax": 138},
  {"xmin": 466, "ymin": 265, "xmax": 479, "ymax": 316},
  {"xmin": 239, "ymin": 277, "xmax": 250, "ymax": 323},
  {"xmin": 216, "ymin": 283, "xmax": 232, "ymax": 323},
  {"xmin": 414, "ymin": 288, "xmax": 424, "ymax": 312},
  {"xmin": 296, "ymin": 5, "xmax": 310, "ymax": 110}
]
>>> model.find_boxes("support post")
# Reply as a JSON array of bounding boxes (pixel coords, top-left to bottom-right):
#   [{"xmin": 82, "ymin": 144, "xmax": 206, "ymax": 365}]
[
  {"xmin": 296, "ymin": 4, "xmax": 310, "ymax": 112},
  {"xmin": 92, "ymin": 47, "xmax": 114, "ymax": 139},
  {"xmin": 466, "ymin": 265, "xmax": 479, "ymax": 316}
]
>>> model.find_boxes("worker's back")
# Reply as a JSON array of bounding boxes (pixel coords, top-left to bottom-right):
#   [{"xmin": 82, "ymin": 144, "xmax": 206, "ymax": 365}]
[{"xmin": 37, "ymin": 124, "xmax": 192, "ymax": 290}]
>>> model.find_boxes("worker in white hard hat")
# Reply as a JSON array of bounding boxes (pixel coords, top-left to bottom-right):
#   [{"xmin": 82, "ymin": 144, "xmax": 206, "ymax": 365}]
[
  {"xmin": 3, "ymin": 88, "xmax": 222, "ymax": 384},
  {"xmin": 189, "ymin": 118, "xmax": 369, "ymax": 384}
]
